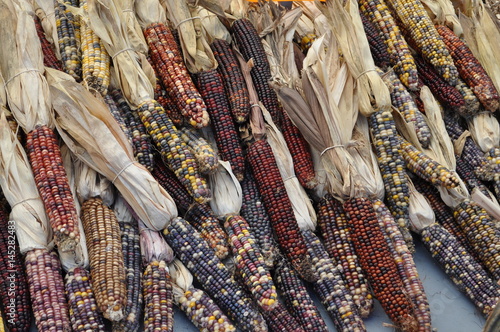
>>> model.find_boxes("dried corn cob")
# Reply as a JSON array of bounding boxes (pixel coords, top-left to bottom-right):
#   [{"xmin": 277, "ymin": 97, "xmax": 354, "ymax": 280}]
[
  {"xmin": 55, "ymin": 0, "xmax": 81, "ymax": 81},
  {"xmin": 136, "ymin": 99, "xmax": 210, "ymax": 203},
  {"xmin": 210, "ymin": 39, "xmax": 251, "ymax": 124},
  {"xmin": 420, "ymin": 223, "xmax": 500, "ymax": 316},
  {"xmin": 34, "ymin": 15, "xmax": 63, "ymax": 71},
  {"xmin": 454, "ymin": 78, "xmax": 481, "ymax": 114},
  {"xmin": 385, "ymin": 0, "xmax": 458, "ymax": 85},
  {"xmin": 399, "ymin": 137, "xmax": 460, "ymax": 188},
  {"xmin": 344, "ymin": 197, "xmax": 418, "ymax": 331},
  {"xmin": 65, "ymin": 267, "xmax": 106, "ymax": 332},
  {"xmin": 455, "ymin": 155, "xmax": 492, "ymax": 198},
  {"xmin": 373, "ymin": 200, "xmax": 431, "ymax": 331},
  {"xmin": 359, "ymin": 0, "xmax": 418, "ymax": 90},
  {"xmin": 436, "ymin": 25, "xmax": 500, "ymax": 112},
  {"xmin": 193, "ymin": 69, "xmax": 245, "ymax": 180},
  {"xmin": 454, "ymin": 199, "xmax": 500, "ymax": 280},
  {"xmin": 81, "ymin": 197, "xmax": 126, "ymax": 321},
  {"xmin": 144, "ymin": 23, "xmax": 209, "ymax": 128},
  {"xmin": 261, "ymin": 302, "xmax": 305, "ymax": 332},
  {"xmin": 485, "ymin": 148, "xmax": 500, "ymax": 199},
  {"xmin": 223, "ymin": 215, "xmax": 277, "ymax": 311},
  {"xmin": 316, "ymin": 194, "xmax": 373, "ymax": 317},
  {"xmin": 303, "ymin": 230, "xmax": 367, "ymax": 332},
  {"xmin": 26, "ymin": 125, "xmax": 79, "ymax": 252},
  {"xmin": 247, "ymin": 139, "xmax": 315, "ymax": 282},
  {"xmin": 163, "ymin": 217, "xmax": 267, "ymax": 332},
  {"xmin": 143, "ymin": 260, "xmax": 174, "ymax": 332},
  {"xmin": 25, "ymin": 248, "xmax": 70, "ymax": 332},
  {"xmin": 273, "ymin": 257, "xmax": 328, "ymax": 332},
  {"xmin": 179, "ymin": 128, "xmax": 218, "ymax": 174},
  {"xmin": 361, "ymin": 13, "xmax": 391, "ymax": 70},
  {"xmin": 104, "ymin": 94, "xmax": 132, "ymax": 142}
]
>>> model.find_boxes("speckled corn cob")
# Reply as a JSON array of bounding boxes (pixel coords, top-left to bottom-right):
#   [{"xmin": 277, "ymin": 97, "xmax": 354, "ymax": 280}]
[
  {"xmin": 25, "ymin": 248, "xmax": 70, "ymax": 332},
  {"xmin": 436, "ymin": 25, "xmax": 500, "ymax": 112},
  {"xmin": 82, "ymin": 197, "xmax": 126, "ymax": 321},
  {"xmin": 143, "ymin": 260, "xmax": 173, "ymax": 332},
  {"xmin": 247, "ymin": 139, "xmax": 315, "ymax": 282},
  {"xmin": 104, "ymin": 94, "xmax": 132, "ymax": 142},
  {"xmin": 369, "ymin": 109, "xmax": 414, "ymax": 251},
  {"xmin": 144, "ymin": 23, "xmax": 209, "ymax": 128},
  {"xmin": 385, "ymin": 0, "xmax": 458, "ymax": 86},
  {"xmin": 303, "ymin": 230, "xmax": 367, "ymax": 332},
  {"xmin": 454, "ymin": 78, "xmax": 481, "ymax": 115},
  {"xmin": 361, "ymin": 13, "xmax": 391, "ymax": 70},
  {"xmin": 399, "ymin": 136, "xmax": 460, "ymax": 188},
  {"xmin": 210, "ymin": 39, "xmax": 251, "ymax": 124},
  {"xmin": 454, "ymin": 199, "xmax": 500, "ymax": 281},
  {"xmin": 174, "ymin": 287, "xmax": 236, "ymax": 332},
  {"xmin": 26, "ymin": 125, "xmax": 79, "ymax": 252},
  {"xmin": 261, "ymin": 302, "xmax": 305, "ymax": 332},
  {"xmin": 359, "ymin": 0, "xmax": 418, "ymax": 90},
  {"xmin": 137, "ymin": 99, "xmax": 210, "ymax": 203},
  {"xmin": 65, "ymin": 267, "xmax": 106, "ymax": 332},
  {"xmin": 316, "ymin": 194, "xmax": 373, "ymax": 318},
  {"xmin": 373, "ymin": 200, "xmax": 431, "ymax": 332},
  {"xmin": 344, "ymin": 197, "xmax": 418, "ymax": 331},
  {"xmin": 420, "ymin": 223, "xmax": 500, "ymax": 316},
  {"xmin": 273, "ymin": 257, "xmax": 328, "ymax": 332},
  {"xmin": 224, "ymin": 215, "xmax": 278, "ymax": 311},
  {"xmin": 455, "ymin": 155, "xmax": 492, "ymax": 198},
  {"xmin": 300, "ymin": 34, "xmax": 317, "ymax": 53},
  {"xmin": 485, "ymin": 148, "xmax": 500, "ymax": 199},
  {"xmin": 179, "ymin": 128, "xmax": 218, "ymax": 174},
  {"xmin": 163, "ymin": 217, "xmax": 267, "ymax": 332},
  {"xmin": 34, "ymin": 15, "xmax": 63, "ymax": 71},
  {"xmin": 55, "ymin": 0, "xmax": 81, "ymax": 81}
]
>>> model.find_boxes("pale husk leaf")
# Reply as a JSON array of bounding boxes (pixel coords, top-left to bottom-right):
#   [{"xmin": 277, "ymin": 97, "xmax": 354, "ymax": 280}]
[
  {"xmin": 163, "ymin": 0, "xmax": 197, "ymax": 61},
  {"xmin": 422, "ymin": 0, "xmax": 464, "ymax": 36},
  {"xmin": 196, "ymin": 7, "xmax": 231, "ymax": 43},
  {"xmin": 310, "ymin": 147, "xmax": 329, "ymax": 202},
  {"xmin": 209, "ymin": 160, "xmax": 242, "ymax": 216},
  {"xmin": 170, "ymin": 259, "xmax": 194, "ymax": 297},
  {"xmin": 467, "ymin": 112, "xmax": 500, "ymax": 152},
  {"xmin": 294, "ymin": 1, "xmax": 329, "ymax": 36},
  {"xmin": 226, "ymin": 0, "xmax": 248, "ymax": 20},
  {"xmin": 120, "ymin": 0, "xmax": 148, "ymax": 54},
  {"xmin": 408, "ymin": 178, "xmax": 436, "ymax": 232},
  {"xmin": 134, "ymin": 0, "xmax": 167, "ymax": 27},
  {"xmin": 471, "ymin": 187, "xmax": 500, "ymax": 221},
  {"xmin": 183, "ymin": 8, "xmax": 217, "ymax": 73},
  {"xmin": 437, "ymin": 180, "xmax": 470, "ymax": 208},
  {"xmin": 33, "ymin": 0, "xmax": 59, "ymax": 55},
  {"xmin": 47, "ymin": 68, "xmax": 177, "ymax": 231},
  {"xmin": 73, "ymin": 156, "xmax": 114, "ymax": 206},
  {"xmin": 139, "ymin": 221, "xmax": 174, "ymax": 264},
  {"xmin": 113, "ymin": 194, "xmax": 136, "ymax": 224}
]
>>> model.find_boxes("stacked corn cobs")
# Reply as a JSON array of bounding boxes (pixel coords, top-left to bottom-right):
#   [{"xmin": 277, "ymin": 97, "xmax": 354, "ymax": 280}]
[{"xmin": 5, "ymin": 0, "xmax": 500, "ymax": 331}]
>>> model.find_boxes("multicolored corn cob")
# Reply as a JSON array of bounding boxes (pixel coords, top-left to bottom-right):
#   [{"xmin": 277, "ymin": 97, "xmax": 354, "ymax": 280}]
[
  {"xmin": 164, "ymin": 217, "xmax": 267, "ymax": 332},
  {"xmin": 25, "ymin": 248, "xmax": 70, "ymax": 332},
  {"xmin": 179, "ymin": 128, "xmax": 218, "ymax": 174},
  {"xmin": 273, "ymin": 257, "xmax": 328, "ymax": 332},
  {"xmin": 104, "ymin": 94, "xmax": 132, "ymax": 143},
  {"xmin": 34, "ymin": 15, "xmax": 63, "ymax": 71},
  {"xmin": 26, "ymin": 125, "xmax": 79, "ymax": 252},
  {"xmin": 436, "ymin": 25, "xmax": 500, "ymax": 112},
  {"xmin": 261, "ymin": 302, "xmax": 305, "ymax": 332},
  {"xmin": 144, "ymin": 23, "xmax": 209, "ymax": 128},
  {"xmin": 65, "ymin": 267, "xmax": 106, "ymax": 332},
  {"xmin": 55, "ymin": 0, "xmax": 82, "ymax": 81},
  {"xmin": 81, "ymin": 197, "xmax": 126, "ymax": 321},
  {"xmin": 210, "ymin": 39, "xmax": 251, "ymax": 124},
  {"xmin": 247, "ymin": 139, "xmax": 315, "ymax": 282},
  {"xmin": 299, "ymin": 34, "xmax": 317, "ymax": 53},
  {"xmin": 360, "ymin": 13, "xmax": 391, "ymax": 70},
  {"xmin": 454, "ymin": 78, "xmax": 481, "ymax": 115},
  {"xmin": 484, "ymin": 148, "xmax": 500, "ymax": 199},
  {"xmin": 316, "ymin": 194, "xmax": 373, "ymax": 317},
  {"xmin": 143, "ymin": 260, "xmax": 174, "ymax": 332},
  {"xmin": 455, "ymin": 155, "xmax": 492, "ymax": 198},
  {"xmin": 344, "ymin": 197, "xmax": 418, "ymax": 331}
]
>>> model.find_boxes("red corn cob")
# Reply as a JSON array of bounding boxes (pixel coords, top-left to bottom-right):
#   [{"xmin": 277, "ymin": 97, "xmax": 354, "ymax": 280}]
[
  {"xmin": 143, "ymin": 260, "xmax": 174, "ymax": 332},
  {"xmin": 261, "ymin": 302, "xmax": 305, "ymax": 332},
  {"xmin": 34, "ymin": 15, "xmax": 63, "ymax": 71}
]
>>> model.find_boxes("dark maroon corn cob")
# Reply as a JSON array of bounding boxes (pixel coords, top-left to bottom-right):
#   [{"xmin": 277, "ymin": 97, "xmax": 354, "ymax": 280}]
[
  {"xmin": 360, "ymin": 13, "xmax": 391, "ymax": 70},
  {"xmin": 143, "ymin": 260, "xmax": 174, "ymax": 332},
  {"xmin": 192, "ymin": 69, "xmax": 246, "ymax": 181},
  {"xmin": 261, "ymin": 302, "xmax": 306, "ymax": 332},
  {"xmin": 34, "ymin": 15, "xmax": 63, "ymax": 71}
]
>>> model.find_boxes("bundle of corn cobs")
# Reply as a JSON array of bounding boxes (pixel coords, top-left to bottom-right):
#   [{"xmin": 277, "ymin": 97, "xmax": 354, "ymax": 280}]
[{"xmin": 0, "ymin": 0, "xmax": 499, "ymax": 331}]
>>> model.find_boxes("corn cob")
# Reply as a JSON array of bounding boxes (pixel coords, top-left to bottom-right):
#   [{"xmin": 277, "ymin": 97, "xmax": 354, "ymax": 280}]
[
  {"xmin": 373, "ymin": 200, "xmax": 431, "ymax": 332},
  {"xmin": 240, "ymin": 167, "xmax": 278, "ymax": 268},
  {"xmin": 300, "ymin": 34, "xmax": 317, "ymax": 53},
  {"xmin": 65, "ymin": 267, "xmax": 106, "ymax": 332},
  {"xmin": 454, "ymin": 78, "xmax": 481, "ymax": 115},
  {"xmin": 26, "ymin": 125, "xmax": 79, "ymax": 252},
  {"xmin": 25, "ymin": 248, "xmax": 70, "ymax": 332},
  {"xmin": 399, "ymin": 137, "xmax": 460, "ymax": 188},
  {"xmin": 420, "ymin": 223, "xmax": 500, "ymax": 316},
  {"xmin": 233, "ymin": 18, "xmax": 316, "ymax": 189},
  {"xmin": 144, "ymin": 23, "xmax": 209, "ymax": 128},
  {"xmin": 137, "ymin": 99, "xmax": 211, "ymax": 203},
  {"xmin": 223, "ymin": 215, "xmax": 277, "ymax": 311},
  {"xmin": 179, "ymin": 128, "xmax": 218, "ymax": 174},
  {"xmin": 344, "ymin": 197, "xmax": 418, "ymax": 331},
  {"xmin": 247, "ymin": 139, "xmax": 315, "ymax": 282},
  {"xmin": 485, "ymin": 148, "xmax": 500, "ymax": 199},
  {"xmin": 143, "ymin": 260, "xmax": 174, "ymax": 332},
  {"xmin": 359, "ymin": 0, "xmax": 419, "ymax": 90},
  {"xmin": 454, "ymin": 199, "xmax": 500, "ymax": 281},
  {"xmin": 110, "ymin": 89, "xmax": 155, "ymax": 171},
  {"xmin": 361, "ymin": 13, "xmax": 391, "ymax": 70},
  {"xmin": 210, "ymin": 39, "xmax": 251, "ymax": 124},
  {"xmin": 34, "ymin": 15, "xmax": 63, "ymax": 71},
  {"xmin": 0, "ymin": 310, "xmax": 4, "ymax": 332},
  {"xmin": 55, "ymin": 0, "xmax": 81, "ymax": 81},
  {"xmin": 302, "ymin": 230, "xmax": 367, "ymax": 332},
  {"xmin": 436, "ymin": 25, "xmax": 500, "ymax": 112},
  {"xmin": 455, "ymin": 155, "xmax": 492, "ymax": 198},
  {"xmin": 192, "ymin": 69, "xmax": 245, "ymax": 180},
  {"xmin": 316, "ymin": 194, "xmax": 373, "ymax": 318},
  {"xmin": 152, "ymin": 159, "xmax": 228, "ymax": 259},
  {"xmin": 261, "ymin": 302, "xmax": 305, "ymax": 332},
  {"xmin": 385, "ymin": 0, "xmax": 458, "ymax": 86},
  {"xmin": 174, "ymin": 287, "xmax": 236, "ymax": 332},
  {"xmin": 273, "ymin": 257, "xmax": 328, "ymax": 332},
  {"xmin": 0, "ymin": 203, "xmax": 31, "ymax": 332},
  {"xmin": 369, "ymin": 108, "xmax": 414, "ymax": 252},
  {"xmin": 104, "ymin": 94, "xmax": 132, "ymax": 143},
  {"xmin": 113, "ymin": 222, "xmax": 143, "ymax": 332},
  {"xmin": 163, "ymin": 217, "xmax": 267, "ymax": 332},
  {"xmin": 81, "ymin": 197, "xmax": 126, "ymax": 321}
]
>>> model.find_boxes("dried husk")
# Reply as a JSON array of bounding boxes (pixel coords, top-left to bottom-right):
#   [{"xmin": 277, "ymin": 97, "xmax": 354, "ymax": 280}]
[
  {"xmin": 196, "ymin": 7, "xmax": 231, "ymax": 43},
  {"xmin": 120, "ymin": 0, "xmax": 148, "ymax": 54},
  {"xmin": 422, "ymin": 0, "xmax": 464, "ymax": 36},
  {"xmin": 33, "ymin": 0, "xmax": 59, "ymax": 56},
  {"xmin": 467, "ymin": 112, "xmax": 500, "ymax": 152},
  {"xmin": 47, "ymin": 68, "xmax": 177, "ymax": 231},
  {"xmin": 407, "ymin": 178, "xmax": 436, "ymax": 233},
  {"xmin": 170, "ymin": 259, "xmax": 194, "ymax": 298},
  {"xmin": 209, "ymin": 160, "xmax": 242, "ymax": 216},
  {"xmin": 310, "ymin": 147, "xmax": 329, "ymax": 202},
  {"xmin": 113, "ymin": 194, "xmax": 136, "ymax": 224},
  {"xmin": 471, "ymin": 188, "xmax": 500, "ymax": 221},
  {"xmin": 73, "ymin": 156, "xmax": 115, "ymax": 207},
  {"xmin": 139, "ymin": 221, "xmax": 174, "ymax": 264},
  {"xmin": 294, "ymin": 1, "xmax": 329, "ymax": 37}
]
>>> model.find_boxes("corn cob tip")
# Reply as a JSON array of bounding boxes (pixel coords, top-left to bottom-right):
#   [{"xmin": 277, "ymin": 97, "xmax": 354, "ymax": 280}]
[
  {"xmin": 58, "ymin": 236, "xmax": 78, "ymax": 253},
  {"xmin": 291, "ymin": 255, "xmax": 318, "ymax": 283},
  {"xmin": 105, "ymin": 306, "xmax": 124, "ymax": 322}
]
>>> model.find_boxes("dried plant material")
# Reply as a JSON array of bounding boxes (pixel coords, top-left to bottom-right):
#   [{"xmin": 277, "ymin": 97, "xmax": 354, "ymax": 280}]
[
  {"xmin": 73, "ymin": 156, "xmax": 114, "ymax": 208},
  {"xmin": 170, "ymin": 259, "xmax": 194, "ymax": 293},
  {"xmin": 471, "ymin": 187, "xmax": 500, "ymax": 221},
  {"xmin": 422, "ymin": 0, "xmax": 464, "ymax": 36},
  {"xmin": 163, "ymin": 0, "xmax": 197, "ymax": 60},
  {"xmin": 140, "ymin": 223, "xmax": 174, "ymax": 263},
  {"xmin": 468, "ymin": 112, "xmax": 500, "ymax": 152},
  {"xmin": 196, "ymin": 7, "xmax": 231, "ymax": 43},
  {"xmin": 34, "ymin": 0, "xmax": 60, "ymax": 56},
  {"xmin": 408, "ymin": 178, "xmax": 436, "ymax": 233},
  {"xmin": 294, "ymin": 0, "xmax": 329, "ymax": 36},
  {"xmin": 209, "ymin": 160, "xmax": 242, "ymax": 216},
  {"xmin": 121, "ymin": 0, "xmax": 148, "ymax": 54}
]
